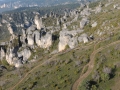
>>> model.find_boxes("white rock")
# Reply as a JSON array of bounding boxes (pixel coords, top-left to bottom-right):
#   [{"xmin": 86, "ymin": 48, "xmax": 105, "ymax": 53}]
[
  {"xmin": 34, "ymin": 15, "xmax": 43, "ymax": 30},
  {"xmin": 0, "ymin": 47, "xmax": 5, "ymax": 60},
  {"xmin": 33, "ymin": 30, "xmax": 40, "ymax": 46},
  {"xmin": 6, "ymin": 48, "xmax": 15, "ymax": 65},
  {"xmin": 26, "ymin": 25, "xmax": 36, "ymax": 34},
  {"xmin": 18, "ymin": 48, "xmax": 31, "ymax": 61},
  {"xmin": 95, "ymin": 6, "xmax": 102, "ymax": 14},
  {"xmin": 80, "ymin": 8, "xmax": 91, "ymax": 16},
  {"xmin": 92, "ymin": 22, "xmax": 97, "ymax": 27},
  {"xmin": 58, "ymin": 30, "xmax": 82, "ymax": 51},
  {"xmin": 80, "ymin": 17, "xmax": 89, "ymax": 29},
  {"xmin": 78, "ymin": 33, "xmax": 89, "ymax": 43},
  {"xmin": 7, "ymin": 24, "xmax": 14, "ymax": 35},
  {"xmin": 27, "ymin": 35, "xmax": 34, "ymax": 46},
  {"xmin": 63, "ymin": 23, "xmax": 67, "ymax": 29},
  {"xmin": 38, "ymin": 32, "xmax": 52, "ymax": 49}
]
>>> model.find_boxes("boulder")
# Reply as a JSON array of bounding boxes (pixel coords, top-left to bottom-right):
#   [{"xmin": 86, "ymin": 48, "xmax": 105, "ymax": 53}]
[
  {"xmin": 37, "ymin": 32, "xmax": 52, "ymax": 49},
  {"xmin": 12, "ymin": 57, "xmax": 23, "ymax": 68},
  {"xmin": 34, "ymin": 15, "xmax": 43, "ymax": 30},
  {"xmin": 0, "ymin": 47, "xmax": 5, "ymax": 60},
  {"xmin": 6, "ymin": 48, "xmax": 15, "ymax": 65},
  {"xmin": 5, "ymin": 47, "xmax": 22, "ymax": 68},
  {"xmin": 92, "ymin": 22, "xmax": 97, "ymax": 27},
  {"xmin": 95, "ymin": 3, "xmax": 102, "ymax": 14},
  {"xmin": 63, "ymin": 23, "xmax": 67, "ymax": 29},
  {"xmin": 26, "ymin": 25, "xmax": 36, "ymax": 35},
  {"xmin": 58, "ymin": 30, "xmax": 81, "ymax": 51},
  {"xmin": 7, "ymin": 24, "xmax": 14, "ymax": 35},
  {"xmin": 80, "ymin": 17, "xmax": 89, "ymax": 29},
  {"xmin": 33, "ymin": 30, "xmax": 40, "ymax": 46},
  {"xmin": 27, "ymin": 34, "xmax": 34, "ymax": 46},
  {"xmin": 80, "ymin": 8, "xmax": 91, "ymax": 16},
  {"xmin": 78, "ymin": 33, "xmax": 89, "ymax": 43},
  {"xmin": 56, "ymin": 18, "xmax": 59, "ymax": 26},
  {"xmin": 17, "ymin": 48, "xmax": 31, "ymax": 61}
]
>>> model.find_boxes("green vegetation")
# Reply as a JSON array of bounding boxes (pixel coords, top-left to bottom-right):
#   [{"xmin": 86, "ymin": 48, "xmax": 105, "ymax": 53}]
[
  {"xmin": 14, "ymin": 46, "xmax": 93, "ymax": 90},
  {"xmin": 79, "ymin": 42, "xmax": 120, "ymax": 90},
  {"xmin": 1, "ymin": 0, "xmax": 120, "ymax": 90}
]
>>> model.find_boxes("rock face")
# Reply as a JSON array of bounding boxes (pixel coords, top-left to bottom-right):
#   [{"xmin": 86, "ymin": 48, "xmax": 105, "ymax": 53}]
[
  {"xmin": 7, "ymin": 24, "xmax": 14, "ymax": 35},
  {"xmin": 27, "ymin": 35, "xmax": 34, "ymax": 46},
  {"xmin": 17, "ymin": 48, "xmax": 31, "ymax": 61},
  {"xmin": 26, "ymin": 25, "xmax": 52, "ymax": 49},
  {"xmin": 58, "ymin": 29, "xmax": 83, "ymax": 51},
  {"xmin": 80, "ymin": 8, "xmax": 91, "ymax": 16},
  {"xmin": 34, "ymin": 15, "xmax": 43, "ymax": 30},
  {"xmin": 37, "ymin": 32, "xmax": 52, "ymax": 49},
  {"xmin": 6, "ymin": 47, "xmax": 22, "ymax": 67},
  {"xmin": 95, "ymin": 3, "xmax": 102, "ymax": 14},
  {"xmin": 5, "ymin": 46, "xmax": 31, "ymax": 68},
  {"xmin": 78, "ymin": 33, "xmax": 89, "ymax": 43},
  {"xmin": 0, "ymin": 3, "xmax": 95, "ymax": 68},
  {"xmin": 63, "ymin": 23, "xmax": 67, "ymax": 29},
  {"xmin": 2, "ymin": 24, "xmax": 44, "ymax": 67},
  {"xmin": 80, "ymin": 17, "xmax": 89, "ymax": 29},
  {"xmin": 92, "ymin": 22, "xmax": 97, "ymax": 27},
  {"xmin": 0, "ymin": 47, "xmax": 5, "ymax": 60}
]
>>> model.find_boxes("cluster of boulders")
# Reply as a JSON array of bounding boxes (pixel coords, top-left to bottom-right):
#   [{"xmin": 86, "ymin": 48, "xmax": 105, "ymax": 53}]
[
  {"xmin": 113, "ymin": 4, "xmax": 120, "ymax": 9},
  {"xmin": 58, "ymin": 30, "xmax": 90, "ymax": 51},
  {"xmin": 0, "ymin": 14, "xmax": 52, "ymax": 68},
  {"xmin": 0, "ymin": 1, "xmax": 104, "ymax": 67}
]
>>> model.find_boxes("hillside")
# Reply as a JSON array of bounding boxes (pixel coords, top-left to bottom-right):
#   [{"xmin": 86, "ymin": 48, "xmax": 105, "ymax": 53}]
[
  {"xmin": 0, "ymin": 0, "xmax": 120, "ymax": 90},
  {"xmin": 0, "ymin": 0, "xmax": 98, "ymax": 13}
]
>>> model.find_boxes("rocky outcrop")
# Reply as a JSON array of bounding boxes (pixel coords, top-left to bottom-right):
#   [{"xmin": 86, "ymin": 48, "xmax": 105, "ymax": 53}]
[
  {"xmin": 92, "ymin": 22, "xmax": 97, "ymax": 27},
  {"xmin": 26, "ymin": 25, "xmax": 52, "ymax": 49},
  {"xmin": 7, "ymin": 24, "xmax": 14, "ymax": 35},
  {"xmin": 37, "ymin": 32, "xmax": 52, "ymax": 49},
  {"xmin": 0, "ymin": 3, "xmax": 96, "ymax": 68},
  {"xmin": 63, "ymin": 23, "xmax": 67, "ymax": 29},
  {"xmin": 0, "ymin": 47, "xmax": 5, "ymax": 60},
  {"xmin": 17, "ymin": 48, "xmax": 31, "ymax": 62},
  {"xmin": 27, "ymin": 34, "xmax": 34, "ymax": 46},
  {"xmin": 80, "ymin": 8, "xmax": 91, "ymax": 16},
  {"xmin": 95, "ymin": 3, "xmax": 102, "ymax": 14},
  {"xmin": 6, "ymin": 47, "xmax": 23, "ymax": 67},
  {"xmin": 58, "ymin": 29, "xmax": 83, "ymax": 51},
  {"xmin": 34, "ymin": 15, "xmax": 43, "ymax": 30},
  {"xmin": 80, "ymin": 17, "xmax": 89, "ymax": 29},
  {"xmin": 78, "ymin": 33, "xmax": 89, "ymax": 43}
]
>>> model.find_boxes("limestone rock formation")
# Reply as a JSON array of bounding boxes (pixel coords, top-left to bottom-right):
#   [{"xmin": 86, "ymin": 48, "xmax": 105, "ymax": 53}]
[
  {"xmin": 34, "ymin": 15, "xmax": 43, "ymax": 30},
  {"xmin": 7, "ymin": 24, "xmax": 14, "ymax": 35},
  {"xmin": 80, "ymin": 17, "xmax": 89, "ymax": 29},
  {"xmin": 80, "ymin": 8, "xmax": 91, "ymax": 16},
  {"xmin": 33, "ymin": 30, "xmax": 40, "ymax": 46},
  {"xmin": 78, "ymin": 33, "xmax": 89, "ymax": 43},
  {"xmin": 58, "ymin": 30, "xmax": 83, "ymax": 51},
  {"xmin": 17, "ymin": 48, "xmax": 31, "ymax": 62},
  {"xmin": 27, "ymin": 34, "xmax": 34, "ymax": 46},
  {"xmin": 5, "ymin": 47, "xmax": 20, "ymax": 66},
  {"xmin": 63, "ymin": 23, "xmax": 67, "ymax": 29},
  {"xmin": 26, "ymin": 25, "xmax": 36, "ymax": 34},
  {"xmin": 38, "ymin": 32, "xmax": 52, "ymax": 49},
  {"xmin": 0, "ymin": 47, "xmax": 5, "ymax": 60},
  {"xmin": 95, "ymin": 3, "xmax": 102, "ymax": 14},
  {"xmin": 92, "ymin": 22, "xmax": 97, "ymax": 27}
]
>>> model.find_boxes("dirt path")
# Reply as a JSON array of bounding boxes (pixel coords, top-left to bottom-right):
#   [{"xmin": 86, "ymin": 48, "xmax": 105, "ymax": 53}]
[
  {"xmin": 72, "ymin": 40, "xmax": 120, "ymax": 90},
  {"xmin": 8, "ymin": 42, "xmax": 93, "ymax": 90}
]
